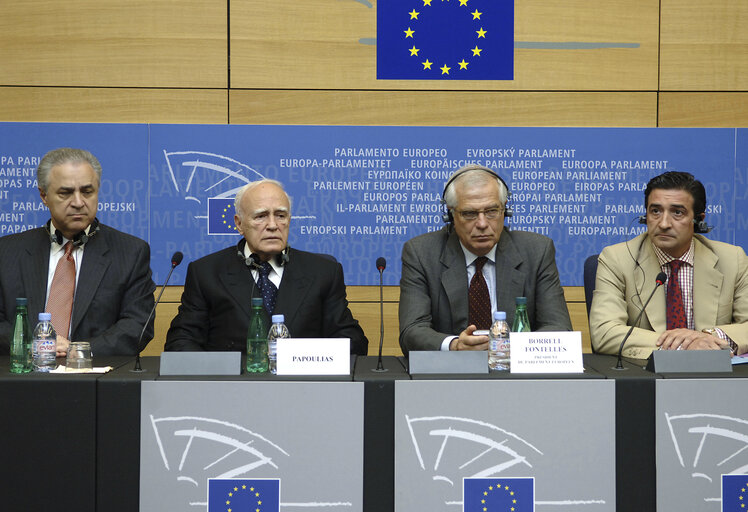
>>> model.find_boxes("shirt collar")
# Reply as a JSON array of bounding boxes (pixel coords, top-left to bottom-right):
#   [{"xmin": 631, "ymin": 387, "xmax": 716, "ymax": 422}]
[
  {"xmin": 243, "ymin": 244, "xmax": 282, "ymax": 274},
  {"xmin": 460, "ymin": 243, "xmax": 497, "ymax": 268},
  {"xmin": 651, "ymin": 238, "xmax": 695, "ymax": 267}
]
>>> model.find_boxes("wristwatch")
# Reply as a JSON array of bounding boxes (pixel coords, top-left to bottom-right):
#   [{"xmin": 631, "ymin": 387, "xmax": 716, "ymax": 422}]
[{"xmin": 703, "ymin": 328, "xmax": 738, "ymax": 355}]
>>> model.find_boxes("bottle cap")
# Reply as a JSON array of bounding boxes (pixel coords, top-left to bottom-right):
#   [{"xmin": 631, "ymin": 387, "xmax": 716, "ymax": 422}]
[
  {"xmin": 251, "ymin": 297, "xmax": 263, "ymax": 307},
  {"xmin": 15, "ymin": 297, "xmax": 28, "ymax": 306},
  {"xmin": 493, "ymin": 311, "xmax": 506, "ymax": 320},
  {"xmin": 515, "ymin": 296, "xmax": 527, "ymax": 305},
  {"xmin": 271, "ymin": 314, "xmax": 285, "ymax": 323},
  {"xmin": 39, "ymin": 312, "xmax": 52, "ymax": 321}
]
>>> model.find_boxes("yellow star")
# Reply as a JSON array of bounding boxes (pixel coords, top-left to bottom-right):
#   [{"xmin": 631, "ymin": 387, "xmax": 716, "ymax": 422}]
[
  {"xmin": 226, "ymin": 500, "xmax": 231, "ymax": 505},
  {"xmin": 243, "ymin": 485, "xmax": 248, "ymax": 490},
  {"xmin": 422, "ymin": 59, "xmax": 432, "ymax": 69},
  {"xmin": 440, "ymin": 64, "xmax": 451, "ymax": 75},
  {"xmin": 505, "ymin": 485, "xmax": 510, "ymax": 490},
  {"xmin": 255, "ymin": 492, "xmax": 260, "ymax": 497},
  {"xmin": 511, "ymin": 508, "xmax": 515, "ymax": 512},
  {"xmin": 476, "ymin": 27, "xmax": 487, "ymax": 38},
  {"xmin": 228, "ymin": 509, "xmax": 232, "ymax": 512},
  {"xmin": 458, "ymin": 59, "xmax": 469, "ymax": 69},
  {"xmin": 471, "ymin": 45, "xmax": 482, "ymax": 56},
  {"xmin": 234, "ymin": 487, "xmax": 238, "ymax": 492},
  {"xmin": 409, "ymin": 9, "xmax": 419, "ymax": 19},
  {"xmin": 481, "ymin": 499, "xmax": 485, "ymax": 504},
  {"xmin": 471, "ymin": 9, "xmax": 482, "ymax": 19},
  {"xmin": 409, "ymin": 45, "xmax": 419, "ymax": 56},
  {"xmin": 459, "ymin": 0, "xmax": 469, "ymax": 5},
  {"xmin": 404, "ymin": 27, "xmax": 415, "ymax": 38},
  {"xmin": 489, "ymin": 486, "xmax": 493, "ymax": 490},
  {"xmin": 423, "ymin": 0, "xmax": 432, "ymax": 5},
  {"xmin": 228, "ymin": 493, "xmax": 233, "ymax": 497},
  {"xmin": 510, "ymin": 491, "xmax": 515, "ymax": 495},
  {"xmin": 258, "ymin": 501, "xmax": 262, "ymax": 505},
  {"xmin": 513, "ymin": 499, "xmax": 517, "ymax": 503},
  {"xmin": 484, "ymin": 491, "xmax": 488, "ymax": 496},
  {"xmin": 483, "ymin": 508, "xmax": 487, "ymax": 512}
]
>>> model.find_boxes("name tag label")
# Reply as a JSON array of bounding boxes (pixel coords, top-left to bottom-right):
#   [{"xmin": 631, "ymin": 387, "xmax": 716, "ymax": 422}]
[
  {"xmin": 276, "ymin": 338, "xmax": 350, "ymax": 375},
  {"xmin": 511, "ymin": 331, "xmax": 583, "ymax": 373}
]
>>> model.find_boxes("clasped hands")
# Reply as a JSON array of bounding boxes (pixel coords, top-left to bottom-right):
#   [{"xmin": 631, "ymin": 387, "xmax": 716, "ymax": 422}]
[{"xmin": 656, "ymin": 328, "xmax": 729, "ymax": 351}]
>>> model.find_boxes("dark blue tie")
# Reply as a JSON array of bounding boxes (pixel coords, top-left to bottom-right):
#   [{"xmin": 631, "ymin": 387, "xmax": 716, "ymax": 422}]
[{"xmin": 258, "ymin": 262, "xmax": 278, "ymax": 314}]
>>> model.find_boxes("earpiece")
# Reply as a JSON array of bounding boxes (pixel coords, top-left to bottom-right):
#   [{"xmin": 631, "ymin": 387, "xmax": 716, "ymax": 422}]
[
  {"xmin": 236, "ymin": 239, "xmax": 290, "ymax": 267},
  {"xmin": 441, "ymin": 166, "xmax": 513, "ymax": 224},
  {"xmin": 46, "ymin": 218, "xmax": 100, "ymax": 246}
]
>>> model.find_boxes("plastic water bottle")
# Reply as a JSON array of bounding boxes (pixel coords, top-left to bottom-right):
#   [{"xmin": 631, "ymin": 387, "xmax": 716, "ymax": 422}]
[
  {"xmin": 267, "ymin": 314, "xmax": 290, "ymax": 375},
  {"xmin": 488, "ymin": 311, "xmax": 510, "ymax": 371},
  {"xmin": 10, "ymin": 298, "xmax": 32, "ymax": 373},
  {"xmin": 32, "ymin": 312, "xmax": 57, "ymax": 372},
  {"xmin": 512, "ymin": 297, "xmax": 532, "ymax": 332},
  {"xmin": 246, "ymin": 297, "xmax": 269, "ymax": 373}
]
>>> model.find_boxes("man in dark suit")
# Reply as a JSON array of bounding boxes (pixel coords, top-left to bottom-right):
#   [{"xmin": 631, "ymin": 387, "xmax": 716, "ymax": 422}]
[
  {"xmin": 0, "ymin": 148, "xmax": 156, "ymax": 356},
  {"xmin": 165, "ymin": 179, "xmax": 368, "ymax": 355},
  {"xmin": 399, "ymin": 164, "xmax": 572, "ymax": 354}
]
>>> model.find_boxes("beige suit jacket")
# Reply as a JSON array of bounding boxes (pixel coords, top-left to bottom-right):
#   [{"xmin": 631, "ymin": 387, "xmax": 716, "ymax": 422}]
[{"xmin": 590, "ymin": 233, "xmax": 748, "ymax": 358}]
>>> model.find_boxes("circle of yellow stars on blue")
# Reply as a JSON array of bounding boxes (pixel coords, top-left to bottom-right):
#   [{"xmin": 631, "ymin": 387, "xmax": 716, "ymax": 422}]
[
  {"xmin": 737, "ymin": 481, "xmax": 747, "ymax": 509},
  {"xmin": 478, "ymin": 481, "xmax": 520, "ymax": 512},
  {"xmin": 222, "ymin": 204, "xmax": 238, "ymax": 232},
  {"xmin": 403, "ymin": 0, "xmax": 488, "ymax": 75},
  {"xmin": 224, "ymin": 483, "xmax": 266, "ymax": 512}
]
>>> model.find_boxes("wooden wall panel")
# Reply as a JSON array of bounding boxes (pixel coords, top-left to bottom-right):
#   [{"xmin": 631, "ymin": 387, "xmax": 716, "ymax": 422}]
[
  {"xmin": 148, "ymin": 285, "xmax": 591, "ymax": 357},
  {"xmin": 660, "ymin": 1, "xmax": 748, "ymax": 91},
  {"xmin": 230, "ymin": 90, "xmax": 657, "ymax": 127},
  {"xmin": 0, "ymin": 88, "xmax": 228, "ymax": 124},
  {"xmin": 230, "ymin": 0, "xmax": 659, "ymax": 91},
  {"xmin": 659, "ymin": 93, "xmax": 748, "ymax": 127},
  {"xmin": 0, "ymin": 1, "xmax": 227, "ymax": 88}
]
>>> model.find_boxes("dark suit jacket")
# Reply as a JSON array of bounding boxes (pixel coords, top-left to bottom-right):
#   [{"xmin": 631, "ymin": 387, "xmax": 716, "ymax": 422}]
[
  {"xmin": 0, "ymin": 224, "xmax": 156, "ymax": 355},
  {"xmin": 164, "ymin": 247, "xmax": 368, "ymax": 355},
  {"xmin": 399, "ymin": 226, "xmax": 572, "ymax": 354}
]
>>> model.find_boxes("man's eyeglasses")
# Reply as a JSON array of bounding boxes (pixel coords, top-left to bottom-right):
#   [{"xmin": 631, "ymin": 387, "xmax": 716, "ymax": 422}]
[{"xmin": 455, "ymin": 207, "xmax": 504, "ymax": 221}]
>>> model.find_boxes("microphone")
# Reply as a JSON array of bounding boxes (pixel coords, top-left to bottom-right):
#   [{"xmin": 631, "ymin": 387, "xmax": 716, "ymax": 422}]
[
  {"xmin": 614, "ymin": 271, "xmax": 667, "ymax": 370},
  {"xmin": 131, "ymin": 251, "xmax": 184, "ymax": 372},
  {"xmin": 373, "ymin": 257, "xmax": 388, "ymax": 372}
]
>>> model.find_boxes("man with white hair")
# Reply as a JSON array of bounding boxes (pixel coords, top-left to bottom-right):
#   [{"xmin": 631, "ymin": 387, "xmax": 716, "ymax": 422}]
[{"xmin": 166, "ymin": 179, "xmax": 368, "ymax": 354}]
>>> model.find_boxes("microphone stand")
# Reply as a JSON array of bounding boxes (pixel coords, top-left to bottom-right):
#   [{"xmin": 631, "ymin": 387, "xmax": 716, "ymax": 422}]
[{"xmin": 373, "ymin": 262, "xmax": 388, "ymax": 372}]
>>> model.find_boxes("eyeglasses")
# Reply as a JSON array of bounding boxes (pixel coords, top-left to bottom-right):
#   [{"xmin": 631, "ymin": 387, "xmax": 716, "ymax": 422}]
[{"xmin": 455, "ymin": 207, "xmax": 504, "ymax": 221}]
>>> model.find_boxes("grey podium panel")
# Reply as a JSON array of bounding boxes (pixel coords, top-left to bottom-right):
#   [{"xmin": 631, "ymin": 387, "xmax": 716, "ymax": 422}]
[
  {"xmin": 140, "ymin": 381, "xmax": 364, "ymax": 512},
  {"xmin": 395, "ymin": 379, "xmax": 616, "ymax": 511},
  {"xmin": 656, "ymin": 378, "xmax": 748, "ymax": 512}
]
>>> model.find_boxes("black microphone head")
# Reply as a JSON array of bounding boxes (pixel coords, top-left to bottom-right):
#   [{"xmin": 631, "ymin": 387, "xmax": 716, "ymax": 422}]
[
  {"xmin": 376, "ymin": 257, "xmax": 386, "ymax": 271},
  {"xmin": 655, "ymin": 271, "xmax": 667, "ymax": 286},
  {"xmin": 171, "ymin": 251, "xmax": 184, "ymax": 267}
]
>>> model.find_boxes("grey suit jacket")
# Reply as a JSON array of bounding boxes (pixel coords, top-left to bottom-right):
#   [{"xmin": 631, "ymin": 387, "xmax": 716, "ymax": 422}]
[
  {"xmin": 0, "ymin": 224, "xmax": 156, "ymax": 355},
  {"xmin": 398, "ymin": 226, "xmax": 572, "ymax": 354},
  {"xmin": 590, "ymin": 233, "xmax": 748, "ymax": 358}
]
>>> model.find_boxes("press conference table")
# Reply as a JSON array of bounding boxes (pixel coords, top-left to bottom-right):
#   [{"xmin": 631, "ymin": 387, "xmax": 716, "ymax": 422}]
[{"xmin": 1, "ymin": 354, "xmax": 746, "ymax": 512}]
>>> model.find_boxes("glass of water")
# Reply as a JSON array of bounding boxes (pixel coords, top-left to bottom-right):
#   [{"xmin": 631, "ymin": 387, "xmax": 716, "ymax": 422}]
[{"xmin": 66, "ymin": 342, "xmax": 93, "ymax": 371}]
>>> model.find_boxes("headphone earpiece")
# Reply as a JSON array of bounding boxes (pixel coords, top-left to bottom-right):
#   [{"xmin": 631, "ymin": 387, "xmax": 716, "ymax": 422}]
[
  {"xmin": 638, "ymin": 213, "xmax": 712, "ymax": 233},
  {"xmin": 46, "ymin": 218, "xmax": 100, "ymax": 246},
  {"xmin": 236, "ymin": 239, "xmax": 290, "ymax": 267}
]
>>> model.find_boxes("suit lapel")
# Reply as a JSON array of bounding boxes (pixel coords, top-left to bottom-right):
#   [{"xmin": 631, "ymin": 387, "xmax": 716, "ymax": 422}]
[
  {"xmin": 71, "ymin": 233, "xmax": 111, "ymax": 334},
  {"xmin": 20, "ymin": 228, "xmax": 51, "ymax": 322},
  {"xmin": 441, "ymin": 232, "xmax": 469, "ymax": 329},
  {"xmin": 693, "ymin": 238, "xmax": 722, "ymax": 328},
  {"xmin": 275, "ymin": 252, "xmax": 311, "ymax": 326},
  {"xmin": 494, "ymin": 231, "xmax": 525, "ymax": 313},
  {"xmin": 637, "ymin": 237, "xmax": 667, "ymax": 332},
  {"xmin": 218, "ymin": 254, "xmax": 258, "ymax": 320}
]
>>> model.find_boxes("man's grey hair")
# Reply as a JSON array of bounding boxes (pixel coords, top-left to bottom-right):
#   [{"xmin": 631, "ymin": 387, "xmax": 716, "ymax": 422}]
[
  {"xmin": 443, "ymin": 164, "xmax": 508, "ymax": 208},
  {"xmin": 37, "ymin": 148, "xmax": 103, "ymax": 192},
  {"xmin": 234, "ymin": 179, "xmax": 293, "ymax": 218}
]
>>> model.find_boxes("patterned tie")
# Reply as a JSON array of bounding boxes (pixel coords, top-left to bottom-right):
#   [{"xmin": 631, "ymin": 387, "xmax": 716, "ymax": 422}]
[
  {"xmin": 468, "ymin": 256, "xmax": 492, "ymax": 330},
  {"xmin": 666, "ymin": 260, "xmax": 687, "ymax": 330},
  {"xmin": 258, "ymin": 261, "xmax": 278, "ymax": 314},
  {"xmin": 46, "ymin": 242, "xmax": 76, "ymax": 338}
]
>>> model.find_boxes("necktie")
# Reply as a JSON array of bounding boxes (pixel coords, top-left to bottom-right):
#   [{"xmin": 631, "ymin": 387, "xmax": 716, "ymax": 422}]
[
  {"xmin": 468, "ymin": 256, "xmax": 492, "ymax": 330},
  {"xmin": 666, "ymin": 260, "xmax": 687, "ymax": 330},
  {"xmin": 46, "ymin": 242, "xmax": 76, "ymax": 338},
  {"xmin": 258, "ymin": 262, "xmax": 278, "ymax": 314}
]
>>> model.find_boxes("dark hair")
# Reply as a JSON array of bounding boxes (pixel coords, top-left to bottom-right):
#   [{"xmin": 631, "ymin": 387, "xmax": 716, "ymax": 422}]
[{"xmin": 644, "ymin": 171, "xmax": 706, "ymax": 217}]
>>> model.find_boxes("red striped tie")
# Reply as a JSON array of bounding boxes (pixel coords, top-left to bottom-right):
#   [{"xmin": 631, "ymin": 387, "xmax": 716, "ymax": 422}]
[{"xmin": 46, "ymin": 242, "xmax": 76, "ymax": 338}]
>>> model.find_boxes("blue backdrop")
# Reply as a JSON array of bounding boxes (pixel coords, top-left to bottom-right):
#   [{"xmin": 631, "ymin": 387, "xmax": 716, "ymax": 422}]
[{"xmin": 1, "ymin": 123, "xmax": 745, "ymax": 286}]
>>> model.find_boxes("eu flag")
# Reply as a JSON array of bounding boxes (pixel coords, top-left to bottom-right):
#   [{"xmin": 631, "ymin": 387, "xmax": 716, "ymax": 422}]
[
  {"xmin": 463, "ymin": 477, "xmax": 534, "ymax": 512},
  {"xmin": 208, "ymin": 198, "xmax": 238, "ymax": 235},
  {"xmin": 377, "ymin": 0, "xmax": 514, "ymax": 80},
  {"xmin": 208, "ymin": 478, "xmax": 280, "ymax": 512},
  {"xmin": 722, "ymin": 474, "xmax": 748, "ymax": 512}
]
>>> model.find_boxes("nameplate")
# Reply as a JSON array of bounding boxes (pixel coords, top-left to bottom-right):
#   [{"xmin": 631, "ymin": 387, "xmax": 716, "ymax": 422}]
[
  {"xmin": 511, "ymin": 331, "xmax": 583, "ymax": 373},
  {"xmin": 645, "ymin": 349, "xmax": 733, "ymax": 373},
  {"xmin": 408, "ymin": 351, "xmax": 488, "ymax": 375},
  {"xmin": 276, "ymin": 338, "xmax": 350, "ymax": 375},
  {"xmin": 159, "ymin": 352, "xmax": 241, "ymax": 375}
]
